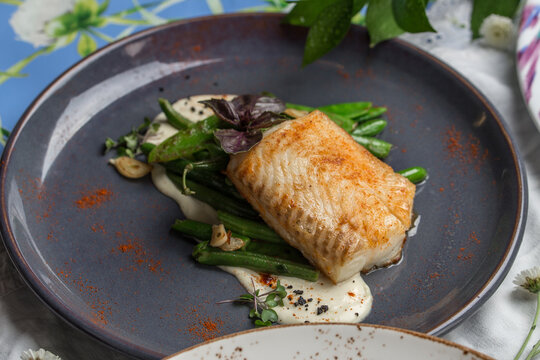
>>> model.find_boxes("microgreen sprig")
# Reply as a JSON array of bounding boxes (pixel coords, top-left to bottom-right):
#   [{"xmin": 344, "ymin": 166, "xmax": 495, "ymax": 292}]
[
  {"xmin": 218, "ymin": 279, "xmax": 287, "ymax": 327},
  {"xmin": 104, "ymin": 117, "xmax": 159, "ymax": 158}
]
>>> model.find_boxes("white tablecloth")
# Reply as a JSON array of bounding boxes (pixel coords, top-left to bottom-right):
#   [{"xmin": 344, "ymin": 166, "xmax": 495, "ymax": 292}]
[{"xmin": 1, "ymin": 1, "xmax": 539, "ymax": 359}]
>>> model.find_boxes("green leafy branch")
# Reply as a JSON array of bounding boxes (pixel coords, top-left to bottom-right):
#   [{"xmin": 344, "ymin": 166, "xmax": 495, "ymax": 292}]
[
  {"xmin": 217, "ymin": 279, "xmax": 287, "ymax": 327},
  {"xmin": 283, "ymin": 0, "xmax": 522, "ymax": 66}
]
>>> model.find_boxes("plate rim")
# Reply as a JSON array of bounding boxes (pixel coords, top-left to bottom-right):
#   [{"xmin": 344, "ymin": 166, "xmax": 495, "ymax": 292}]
[
  {"xmin": 163, "ymin": 322, "xmax": 494, "ymax": 360},
  {"xmin": 0, "ymin": 12, "xmax": 528, "ymax": 359}
]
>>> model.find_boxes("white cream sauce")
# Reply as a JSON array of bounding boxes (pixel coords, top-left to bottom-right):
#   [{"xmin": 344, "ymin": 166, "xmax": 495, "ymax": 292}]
[{"xmin": 146, "ymin": 95, "xmax": 373, "ymax": 323}]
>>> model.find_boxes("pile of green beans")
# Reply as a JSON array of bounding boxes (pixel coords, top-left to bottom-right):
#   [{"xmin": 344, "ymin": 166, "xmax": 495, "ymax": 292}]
[
  {"xmin": 141, "ymin": 97, "xmax": 428, "ymax": 283},
  {"xmin": 173, "ymin": 217, "xmax": 317, "ymax": 281}
]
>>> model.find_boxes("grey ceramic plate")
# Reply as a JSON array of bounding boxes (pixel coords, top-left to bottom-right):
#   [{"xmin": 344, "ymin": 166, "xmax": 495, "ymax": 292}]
[{"xmin": 0, "ymin": 13, "xmax": 527, "ymax": 360}]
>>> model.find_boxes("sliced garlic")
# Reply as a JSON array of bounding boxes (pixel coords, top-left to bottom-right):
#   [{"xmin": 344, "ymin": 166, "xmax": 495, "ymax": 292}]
[
  {"xmin": 284, "ymin": 108, "xmax": 309, "ymax": 118},
  {"xmin": 211, "ymin": 224, "xmax": 228, "ymax": 247},
  {"xmin": 220, "ymin": 236, "xmax": 245, "ymax": 251},
  {"xmin": 110, "ymin": 157, "xmax": 152, "ymax": 179}
]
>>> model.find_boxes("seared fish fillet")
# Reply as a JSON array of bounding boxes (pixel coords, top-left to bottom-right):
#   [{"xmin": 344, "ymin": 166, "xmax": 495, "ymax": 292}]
[{"xmin": 227, "ymin": 111, "xmax": 416, "ymax": 283}]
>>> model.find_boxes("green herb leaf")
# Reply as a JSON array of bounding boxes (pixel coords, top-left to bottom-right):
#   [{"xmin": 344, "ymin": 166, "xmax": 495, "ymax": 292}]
[
  {"xmin": 265, "ymin": 293, "xmax": 278, "ymax": 308},
  {"xmin": 77, "ymin": 33, "xmax": 97, "ymax": 57},
  {"xmin": 261, "ymin": 309, "xmax": 278, "ymax": 323},
  {"xmin": 302, "ymin": 0, "xmax": 354, "ymax": 66},
  {"xmin": 391, "ymin": 0, "xmax": 434, "ymax": 33},
  {"xmin": 124, "ymin": 133, "xmax": 139, "ymax": 151},
  {"xmin": 254, "ymin": 319, "xmax": 273, "ymax": 327},
  {"xmin": 239, "ymin": 294, "xmax": 254, "ymax": 301},
  {"xmin": 249, "ymin": 308, "xmax": 260, "ymax": 319},
  {"xmin": 283, "ymin": 0, "xmax": 331, "ymax": 27},
  {"xmin": 151, "ymin": 123, "xmax": 161, "ymax": 132},
  {"xmin": 274, "ymin": 281, "xmax": 287, "ymax": 299},
  {"xmin": 365, "ymin": 0, "xmax": 404, "ymax": 46},
  {"xmin": 470, "ymin": 0, "xmax": 520, "ymax": 39},
  {"xmin": 104, "ymin": 137, "xmax": 117, "ymax": 154}
]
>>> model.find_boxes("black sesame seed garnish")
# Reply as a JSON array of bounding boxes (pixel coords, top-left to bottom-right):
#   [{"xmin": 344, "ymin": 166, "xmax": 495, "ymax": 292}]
[
  {"xmin": 198, "ymin": 110, "xmax": 204, "ymax": 115},
  {"xmin": 293, "ymin": 290, "xmax": 304, "ymax": 295},
  {"xmin": 355, "ymin": 313, "xmax": 359, "ymax": 316},
  {"xmin": 297, "ymin": 296, "xmax": 306, "ymax": 306},
  {"xmin": 317, "ymin": 305, "xmax": 329, "ymax": 315},
  {"xmin": 307, "ymin": 298, "xmax": 313, "ymax": 302},
  {"xmin": 190, "ymin": 106, "xmax": 196, "ymax": 112},
  {"xmin": 287, "ymin": 285, "xmax": 293, "ymax": 289}
]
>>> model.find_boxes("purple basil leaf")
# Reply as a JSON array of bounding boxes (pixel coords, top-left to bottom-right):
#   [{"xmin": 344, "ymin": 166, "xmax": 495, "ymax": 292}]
[
  {"xmin": 199, "ymin": 99, "xmax": 241, "ymax": 126},
  {"xmin": 214, "ymin": 129, "xmax": 263, "ymax": 154},
  {"xmin": 250, "ymin": 96, "xmax": 286, "ymax": 118},
  {"xmin": 249, "ymin": 111, "xmax": 289, "ymax": 129}
]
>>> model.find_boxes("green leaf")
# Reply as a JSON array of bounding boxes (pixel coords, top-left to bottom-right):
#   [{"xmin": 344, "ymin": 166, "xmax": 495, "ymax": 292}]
[
  {"xmin": 77, "ymin": 33, "xmax": 97, "ymax": 57},
  {"xmin": 74, "ymin": 0, "xmax": 100, "ymax": 16},
  {"xmin": 254, "ymin": 319, "xmax": 272, "ymax": 327},
  {"xmin": 470, "ymin": 0, "xmax": 520, "ymax": 39},
  {"xmin": 104, "ymin": 137, "xmax": 117, "ymax": 153},
  {"xmin": 282, "ymin": 0, "xmax": 331, "ymax": 27},
  {"xmin": 302, "ymin": 0, "xmax": 354, "ymax": 66},
  {"xmin": 391, "ymin": 0, "xmax": 434, "ymax": 33},
  {"xmin": 239, "ymin": 294, "xmax": 254, "ymax": 301},
  {"xmin": 274, "ymin": 281, "xmax": 287, "ymax": 298},
  {"xmin": 261, "ymin": 309, "xmax": 278, "ymax": 323},
  {"xmin": 265, "ymin": 293, "xmax": 278, "ymax": 308},
  {"xmin": 366, "ymin": 0, "xmax": 404, "ymax": 46},
  {"xmin": 98, "ymin": 0, "xmax": 110, "ymax": 15},
  {"xmin": 124, "ymin": 133, "xmax": 138, "ymax": 151},
  {"xmin": 249, "ymin": 308, "xmax": 260, "ymax": 319}
]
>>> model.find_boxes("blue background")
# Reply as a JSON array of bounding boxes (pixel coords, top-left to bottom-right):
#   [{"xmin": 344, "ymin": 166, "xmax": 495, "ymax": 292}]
[{"xmin": 0, "ymin": 0, "xmax": 271, "ymax": 144}]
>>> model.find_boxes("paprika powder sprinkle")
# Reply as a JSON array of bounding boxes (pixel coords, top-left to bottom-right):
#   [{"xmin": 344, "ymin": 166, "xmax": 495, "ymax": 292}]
[{"xmin": 75, "ymin": 188, "xmax": 113, "ymax": 209}]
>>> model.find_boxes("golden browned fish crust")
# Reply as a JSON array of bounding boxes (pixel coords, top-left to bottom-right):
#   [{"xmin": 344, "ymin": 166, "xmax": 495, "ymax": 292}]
[{"xmin": 227, "ymin": 111, "xmax": 416, "ymax": 283}]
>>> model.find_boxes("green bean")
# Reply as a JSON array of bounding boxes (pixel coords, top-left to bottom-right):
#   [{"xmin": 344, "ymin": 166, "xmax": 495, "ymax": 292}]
[
  {"xmin": 352, "ymin": 135, "xmax": 392, "ymax": 159},
  {"xmin": 398, "ymin": 167, "xmax": 428, "ymax": 184},
  {"xmin": 245, "ymin": 241, "xmax": 307, "ymax": 264},
  {"xmin": 172, "ymin": 219, "xmax": 250, "ymax": 247},
  {"xmin": 193, "ymin": 242, "xmax": 319, "ymax": 282},
  {"xmin": 172, "ymin": 219, "xmax": 213, "ymax": 240},
  {"xmin": 140, "ymin": 142, "xmax": 156, "ymax": 156},
  {"xmin": 148, "ymin": 128, "xmax": 212, "ymax": 163},
  {"xmin": 285, "ymin": 103, "xmax": 355, "ymax": 132},
  {"xmin": 351, "ymin": 119, "xmax": 387, "ymax": 137},
  {"xmin": 186, "ymin": 170, "xmax": 243, "ymax": 200},
  {"xmin": 217, "ymin": 211, "xmax": 284, "ymax": 244},
  {"xmin": 353, "ymin": 107, "xmax": 387, "ymax": 122},
  {"xmin": 324, "ymin": 111, "xmax": 355, "ymax": 132},
  {"xmin": 318, "ymin": 102, "xmax": 372, "ymax": 118},
  {"xmin": 167, "ymin": 171, "xmax": 259, "ymax": 219},
  {"xmin": 158, "ymin": 98, "xmax": 192, "ymax": 130}
]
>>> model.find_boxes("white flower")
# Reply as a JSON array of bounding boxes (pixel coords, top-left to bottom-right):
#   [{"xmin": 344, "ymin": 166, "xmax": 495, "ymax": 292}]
[
  {"xmin": 479, "ymin": 14, "xmax": 515, "ymax": 50},
  {"xmin": 513, "ymin": 267, "xmax": 540, "ymax": 294},
  {"xmin": 9, "ymin": 0, "xmax": 76, "ymax": 47}
]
